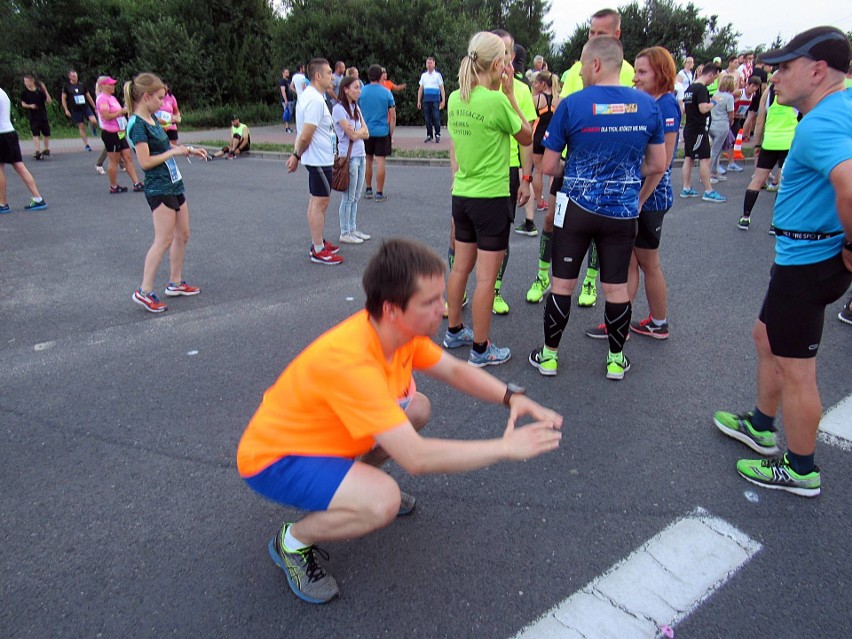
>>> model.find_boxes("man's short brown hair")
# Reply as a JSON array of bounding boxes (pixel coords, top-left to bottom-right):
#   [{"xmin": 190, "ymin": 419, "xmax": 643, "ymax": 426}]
[{"xmin": 363, "ymin": 239, "xmax": 445, "ymax": 320}]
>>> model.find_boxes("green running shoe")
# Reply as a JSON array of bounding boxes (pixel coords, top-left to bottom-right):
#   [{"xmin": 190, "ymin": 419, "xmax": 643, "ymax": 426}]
[
  {"xmin": 492, "ymin": 291, "xmax": 510, "ymax": 315},
  {"xmin": 526, "ymin": 274, "xmax": 550, "ymax": 303},
  {"xmin": 713, "ymin": 410, "xmax": 779, "ymax": 455},
  {"xmin": 578, "ymin": 279, "xmax": 597, "ymax": 307},
  {"xmin": 736, "ymin": 454, "xmax": 821, "ymax": 497},
  {"xmin": 529, "ymin": 348, "xmax": 558, "ymax": 376},
  {"xmin": 605, "ymin": 353, "xmax": 630, "ymax": 380}
]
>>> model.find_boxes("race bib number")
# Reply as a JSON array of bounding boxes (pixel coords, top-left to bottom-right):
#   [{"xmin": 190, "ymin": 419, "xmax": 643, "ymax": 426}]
[
  {"xmin": 165, "ymin": 157, "xmax": 182, "ymax": 183},
  {"xmin": 116, "ymin": 116, "xmax": 128, "ymax": 131},
  {"xmin": 74, "ymin": 94, "xmax": 86, "ymax": 105},
  {"xmin": 156, "ymin": 111, "xmax": 172, "ymax": 124},
  {"xmin": 554, "ymin": 192, "xmax": 568, "ymax": 229}
]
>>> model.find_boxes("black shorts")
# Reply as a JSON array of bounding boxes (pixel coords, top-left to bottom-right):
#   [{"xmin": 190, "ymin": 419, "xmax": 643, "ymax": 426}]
[
  {"xmin": 552, "ymin": 199, "xmax": 637, "ymax": 283},
  {"xmin": 102, "ymin": 130, "xmax": 129, "ymax": 153},
  {"xmin": 364, "ymin": 134, "xmax": 392, "ymax": 157},
  {"xmin": 759, "ymin": 254, "xmax": 852, "ymax": 358},
  {"xmin": 635, "ymin": 209, "xmax": 668, "ymax": 250},
  {"xmin": 29, "ymin": 119, "xmax": 51, "ymax": 137},
  {"xmin": 306, "ymin": 165, "xmax": 333, "ymax": 197},
  {"xmin": 451, "ymin": 195, "xmax": 512, "ymax": 251},
  {"xmin": 683, "ymin": 128, "xmax": 710, "ymax": 160},
  {"xmin": 146, "ymin": 193, "xmax": 186, "ymax": 212},
  {"xmin": 70, "ymin": 107, "xmax": 94, "ymax": 124},
  {"xmin": 533, "ymin": 128, "xmax": 547, "ymax": 155},
  {"xmin": 756, "ymin": 148, "xmax": 788, "ymax": 171},
  {"xmin": 166, "ymin": 129, "xmax": 179, "ymax": 142},
  {"xmin": 0, "ymin": 131, "xmax": 23, "ymax": 164},
  {"xmin": 549, "ymin": 174, "xmax": 564, "ymax": 197}
]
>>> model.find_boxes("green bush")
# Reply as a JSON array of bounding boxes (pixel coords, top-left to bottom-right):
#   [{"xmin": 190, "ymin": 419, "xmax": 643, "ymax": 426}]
[{"xmin": 180, "ymin": 103, "xmax": 283, "ymax": 129}]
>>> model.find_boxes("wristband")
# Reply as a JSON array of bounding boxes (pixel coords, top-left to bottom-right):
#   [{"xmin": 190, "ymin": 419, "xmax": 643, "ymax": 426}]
[
  {"xmin": 521, "ymin": 175, "xmax": 532, "ymax": 183},
  {"xmin": 843, "ymin": 240, "xmax": 852, "ymax": 252},
  {"xmin": 293, "ymin": 150, "xmax": 301, "ymax": 160}
]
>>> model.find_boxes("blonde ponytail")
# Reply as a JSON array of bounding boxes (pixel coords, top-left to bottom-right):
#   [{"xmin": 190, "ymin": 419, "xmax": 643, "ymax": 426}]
[
  {"xmin": 125, "ymin": 72, "xmax": 166, "ymax": 115},
  {"xmin": 457, "ymin": 31, "xmax": 505, "ymax": 102}
]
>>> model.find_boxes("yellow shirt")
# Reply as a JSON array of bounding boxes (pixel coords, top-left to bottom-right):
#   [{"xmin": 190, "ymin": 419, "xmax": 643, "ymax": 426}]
[{"xmin": 560, "ymin": 59, "xmax": 635, "ymax": 97}]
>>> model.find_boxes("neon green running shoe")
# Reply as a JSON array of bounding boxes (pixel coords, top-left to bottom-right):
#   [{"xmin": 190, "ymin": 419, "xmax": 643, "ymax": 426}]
[
  {"xmin": 492, "ymin": 291, "xmax": 510, "ymax": 315},
  {"xmin": 529, "ymin": 348, "xmax": 558, "ymax": 376},
  {"xmin": 736, "ymin": 454, "xmax": 821, "ymax": 497},
  {"xmin": 578, "ymin": 279, "xmax": 597, "ymax": 307},
  {"xmin": 605, "ymin": 352, "xmax": 630, "ymax": 380},
  {"xmin": 526, "ymin": 273, "xmax": 550, "ymax": 303},
  {"xmin": 713, "ymin": 410, "xmax": 779, "ymax": 455}
]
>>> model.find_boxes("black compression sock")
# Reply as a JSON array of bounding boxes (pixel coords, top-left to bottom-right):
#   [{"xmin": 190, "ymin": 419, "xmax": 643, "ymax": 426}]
[
  {"xmin": 605, "ymin": 301, "xmax": 631, "ymax": 354},
  {"xmin": 544, "ymin": 293, "xmax": 572, "ymax": 348}
]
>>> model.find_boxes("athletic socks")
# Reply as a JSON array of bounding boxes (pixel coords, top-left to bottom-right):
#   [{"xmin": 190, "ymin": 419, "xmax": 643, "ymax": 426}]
[
  {"xmin": 743, "ymin": 189, "xmax": 760, "ymax": 216},
  {"xmin": 448, "ymin": 247, "xmax": 455, "ymax": 270},
  {"xmin": 786, "ymin": 449, "xmax": 815, "ymax": 475},
  {"xmin": 543, "ymin": 292, "xmax": 572, "ymax": 349},
  {"xmin": 539, "ymin": 230, "xmax": 553, "ymax": 264},
  {"xmin": 604, "ymin": 301, "xmax": 631, "ymax": 354},
  {"xmin": 496, "ymin": 245, "xmax": 510, "ymax": 284},
  {"xmin": 587, "ymin": 240, "xmax": 599, "ymax": 272},
  {"xmin": 283, "ymin": 525, "xmax": 309, "ymax": 551},
  {"xmin": 651, "ymin": 316, "xmax": 667, "ymax": 326},
  {"xmin": 448, "ymin": 324, "xmax": 463, "ymax": 334},
  {"xmin": 472, "ymin": 340, "xmax": 488, "ymax": 354},
  {"xmin": 751, "ymin": 407, "xmax": 776, "ymax": 432}
]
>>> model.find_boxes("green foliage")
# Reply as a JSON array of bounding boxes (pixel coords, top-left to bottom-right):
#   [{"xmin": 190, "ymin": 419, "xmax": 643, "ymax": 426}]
[{"xmin": 180, "ymin": 103, "xmax": 283, "ymax": 129}]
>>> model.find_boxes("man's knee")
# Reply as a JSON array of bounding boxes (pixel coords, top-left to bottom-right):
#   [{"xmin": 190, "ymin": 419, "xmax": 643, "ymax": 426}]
[{"xmin": 406, "ymin": 392, "xmax": 431, "ymax": 431}]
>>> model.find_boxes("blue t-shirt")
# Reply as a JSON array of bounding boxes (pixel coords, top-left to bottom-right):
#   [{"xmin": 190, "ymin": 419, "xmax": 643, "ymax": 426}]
[
  {"xmin": 643, "ymin": 92, "xmax": 681, "ymax": 212},
  {"xmin": 544, "ymin": 85, "xmax": 664, "ymax": 218},
  {"xmin": 772, "ymin": 89, "xmax": 852, "ymax": 266},
  {"xmin": 359, "ymin": 83, "xmax": 395, "ymax": 138}
]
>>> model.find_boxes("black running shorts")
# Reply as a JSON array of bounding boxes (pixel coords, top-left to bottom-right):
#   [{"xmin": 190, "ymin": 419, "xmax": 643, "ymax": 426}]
[
  {"xmin": 756, "ymin": 148, "xmax": 788, "ymax": 171},
  {"xmin": 552, "ymin": 199, "xmax": 637, "ymax": 283},
  {"xmin": 29, "ymin": 118, "xmax": 51, "ymax": 137},
  {"xmin": 683, "ymin": 128, "xmax": 710, "ymax": 160},
  {"xmin": 0, "ymin": 131, "xmax": 23, "ymax": 164},
  {"xmin": 364, "ymin": 134, "xmax": 391, "ymax": 157},
  {"xmin": 634, "ymin": 209, "xmax": 668, "ymax": 250},
  {"xmin": 102, "ymin": 130, "xmax": 129, "ymax": 153},
  {"xmin": 306, "ymin": 165, "xmax": 333, "ymax": 197},
  {"xmin": 451, "ymin": 195, "xmax": 512, "ymax": 251},
  {"xmin": 759, "ymin": 254, "xmax": 852, "ymax": 358},
  {"xmin": 146, "ymin": 193, "xmax": 186, "ymax": 212}
]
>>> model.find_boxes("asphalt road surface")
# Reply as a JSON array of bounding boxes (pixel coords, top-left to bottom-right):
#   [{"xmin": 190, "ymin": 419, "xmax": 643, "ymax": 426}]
[{"xmin": 1, "ymin": 152, "xmax": 850, "ymax": 638}]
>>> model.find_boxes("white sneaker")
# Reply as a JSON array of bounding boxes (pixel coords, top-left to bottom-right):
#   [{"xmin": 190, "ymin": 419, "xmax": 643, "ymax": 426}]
[
  {"xmin": 95, "ymin": 166, "xmax": 106, "ymax": 175},
  {"xmin": 338, "ymin": 233, "xmax": 363, "ymax": 244},
  {"xmin": 352, "ymin": 230, "xmax": 371, "ymax": 240}
]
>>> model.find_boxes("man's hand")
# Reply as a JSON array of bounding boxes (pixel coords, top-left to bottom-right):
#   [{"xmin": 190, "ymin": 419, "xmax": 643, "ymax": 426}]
[
  {"xmin": 501, "ymin": 420, "xmax": 562, "ymax": 461},
  {"xmin": 286, "ymin": 154, "xmax": 299, "ymax": 173},
  {"xmin": 517, "ymin": 181, "xmax": 531, "ymax": 207},
  {"xmin": 506, "ymin": 394, "xmax": 563, "ymax": 432}
]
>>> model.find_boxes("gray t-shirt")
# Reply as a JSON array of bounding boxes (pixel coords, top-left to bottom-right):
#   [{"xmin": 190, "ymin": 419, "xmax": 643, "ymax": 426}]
[{"xmin": 710, "ymin": 91, "xmax": 734, "ymax": 129}]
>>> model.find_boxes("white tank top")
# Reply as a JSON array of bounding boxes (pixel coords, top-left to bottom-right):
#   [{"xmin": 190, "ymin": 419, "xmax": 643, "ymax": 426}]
[{"xmin": 0, "ymin": 89, "xmax": 14, "ymax": 133}]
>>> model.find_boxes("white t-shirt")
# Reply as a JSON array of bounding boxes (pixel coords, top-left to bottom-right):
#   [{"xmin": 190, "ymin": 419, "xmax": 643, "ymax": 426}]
[
  {"xmin": 676, "ymin": 69, "xmax": 693, "ymax": 87},
  {"xmin": 419, "ymin": 70, "xmax": 444, "ymax": 102},
  {"xmin": 0, "ymin": 88, "xmax": 14, "ymax": 133},
  {"xmin": 292, "ymin": 73, "xmax": 308, "ymax": 98},
  {"xmin": 296, "ymin": 85, "xmax": 335, "ymax": 166}
]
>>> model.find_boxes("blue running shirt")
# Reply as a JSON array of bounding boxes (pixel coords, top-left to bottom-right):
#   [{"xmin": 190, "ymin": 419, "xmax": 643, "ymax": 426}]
[
  {"xmin": 643, "ymin": 92, "xmax": 681, "ymax": 212},
  {"xmin": 773, "ymin": 89, "xmax": 852, "ymax": 266},
  {"xmin": 544, "ymin": 85, "xmax": 664, "ymax": 218}
]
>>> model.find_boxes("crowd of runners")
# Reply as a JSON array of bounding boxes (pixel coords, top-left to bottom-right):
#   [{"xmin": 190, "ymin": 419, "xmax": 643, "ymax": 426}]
[{"xmin": 1, "ymin": 9, "xmax": 850, "ymax": 607}]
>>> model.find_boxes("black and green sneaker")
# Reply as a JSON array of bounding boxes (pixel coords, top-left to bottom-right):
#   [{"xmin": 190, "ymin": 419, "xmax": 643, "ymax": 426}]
[
  {"xmin": 736, "ymin": 454, "xmax": 821, "ymax": 497},
  {"xmin": 713, "ymin": 410, "xmax": 779, "ymax": 455},
  {"xmin": 268, "ymin": 524, "xmax": 339, "ymax": 604}
]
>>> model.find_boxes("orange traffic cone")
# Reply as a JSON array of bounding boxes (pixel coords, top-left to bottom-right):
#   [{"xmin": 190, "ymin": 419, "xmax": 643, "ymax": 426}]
[{"xmin": 733, "ymin": 129, "xmax": 745, "ymax": 161}]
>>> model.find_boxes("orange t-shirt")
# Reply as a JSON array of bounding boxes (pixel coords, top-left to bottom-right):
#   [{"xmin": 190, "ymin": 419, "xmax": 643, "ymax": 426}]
[{"xmin": 237, "ymin": 310, "xmax": 443, "ymax": 477}]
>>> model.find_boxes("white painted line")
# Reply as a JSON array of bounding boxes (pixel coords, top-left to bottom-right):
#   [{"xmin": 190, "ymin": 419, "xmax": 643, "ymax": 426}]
[
  {"xmin": 819, "ymin": 394, "xmax": 852, "ymax": 451},
  {"xmin": 512, "ymin": 508, "xmax": 761, "ymax": 639}
]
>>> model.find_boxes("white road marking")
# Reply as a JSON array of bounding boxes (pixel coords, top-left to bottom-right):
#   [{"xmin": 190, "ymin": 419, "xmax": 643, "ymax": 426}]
[
  {"xmin": 512, "ymin": 508, "xmax": 761, "ymax": 639},
  {"xmin": 819, "ymin": 394, "xmax": 852, "ymax": 451}
]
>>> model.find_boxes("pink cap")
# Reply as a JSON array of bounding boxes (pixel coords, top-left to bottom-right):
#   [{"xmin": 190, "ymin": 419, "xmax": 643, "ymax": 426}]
[{"xmin": 102, "ymin": 77, "xmax": 118, "ymax": 85}]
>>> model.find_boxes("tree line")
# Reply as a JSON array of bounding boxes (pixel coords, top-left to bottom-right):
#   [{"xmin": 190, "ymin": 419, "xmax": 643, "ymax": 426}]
[{"xmin": 1, "ymin": 0, "xmax": 790, "ymax": 126}]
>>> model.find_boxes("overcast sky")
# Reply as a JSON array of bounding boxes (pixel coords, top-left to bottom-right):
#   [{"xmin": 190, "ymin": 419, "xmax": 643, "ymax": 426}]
[{"xmin": 547, "ymin": 1, "xmax": 852, "ymax": 51}]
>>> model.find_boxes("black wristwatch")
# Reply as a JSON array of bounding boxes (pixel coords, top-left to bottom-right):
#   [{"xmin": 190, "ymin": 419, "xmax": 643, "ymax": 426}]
[
  {"xmin": 503, "ymin": 383, "xmax": 526, "ymax": 407},
  {"xmin": 843, "ymin": 239, "xmax": 852, "ymax": 252},
  {"xmin": 292, "ymin": 149, "xmax": 301, "ymax": 160}
]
